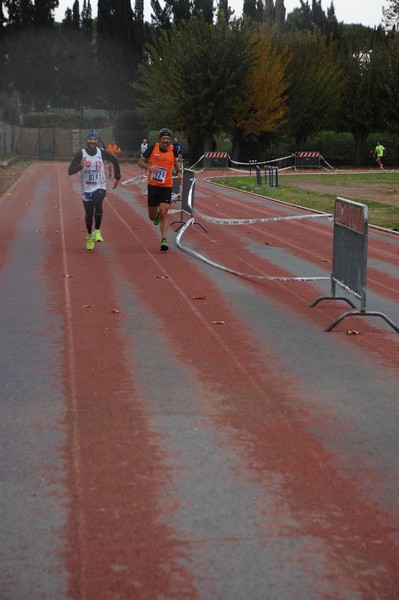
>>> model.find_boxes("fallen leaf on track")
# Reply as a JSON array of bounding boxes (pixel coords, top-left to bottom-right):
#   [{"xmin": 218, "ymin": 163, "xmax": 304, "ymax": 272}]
[
  {"xmin": 346, "ymin": 330, "xmax": 360, "ymax": 335},
  {"xmin": 193, "ymin": 296, "xmax": 206, "ymax": 300},
  {"xmin": 63, "ymin": 274, "xmax": 73, "ymax": 278},
  {"xmin": 155, "ymin": 275, "xmax": 168, "ymax": 279},
  {"xmin": 83, "ymin": 304, "xmax": 93, "ymax": 308},
  {"xmin": 111, "ymin": 308, "xmax": 120, "ymax": 314},
  {"xmin": 212, "ymin": 320, "xmax": 225, "ymax": 325}
]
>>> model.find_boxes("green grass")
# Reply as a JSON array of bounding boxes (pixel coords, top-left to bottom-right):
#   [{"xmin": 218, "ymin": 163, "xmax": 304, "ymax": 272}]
[{"xmin": 211, "ymin": 171, "xmax": 399, "ymax": 231}]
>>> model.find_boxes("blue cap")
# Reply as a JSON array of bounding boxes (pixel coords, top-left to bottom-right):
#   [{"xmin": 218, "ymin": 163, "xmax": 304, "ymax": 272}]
[{"xmin": 87, "ymin": 129, "xmax": 99, "ymax": 139}]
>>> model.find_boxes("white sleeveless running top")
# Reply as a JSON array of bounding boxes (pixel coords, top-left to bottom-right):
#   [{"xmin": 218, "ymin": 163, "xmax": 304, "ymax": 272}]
[{"xmin": 81, "ymin": 148, "xmax": 106, "ymax": 198}]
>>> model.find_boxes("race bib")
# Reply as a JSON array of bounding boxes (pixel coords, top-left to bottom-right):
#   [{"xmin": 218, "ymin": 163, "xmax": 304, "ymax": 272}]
[
  {"xmin": 84, "ymin": 169, "xmax": 98, "ymax": 185},
  {"xmin": 151, "ymin": 167, "xmax": 167, "ymax": 184}
]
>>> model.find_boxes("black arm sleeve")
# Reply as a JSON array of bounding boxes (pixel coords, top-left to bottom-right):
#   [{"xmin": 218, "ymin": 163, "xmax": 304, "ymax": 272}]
[
  {"xmin": 68, "ymin": 151, "xmax": 84, "ymax": 175},
  {"xmin": 143, "ymin": 144, "xmax": 155, "ymax": 159},
  {"xmin": 101, "ymin": 149, "xmax": 121, "ymax": 180}
]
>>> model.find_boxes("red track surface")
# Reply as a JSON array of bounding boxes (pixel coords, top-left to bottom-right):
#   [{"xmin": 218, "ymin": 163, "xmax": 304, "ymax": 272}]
[{"xmin": 1, "ymin": 162, "xmax": 399, "ymax": 599}]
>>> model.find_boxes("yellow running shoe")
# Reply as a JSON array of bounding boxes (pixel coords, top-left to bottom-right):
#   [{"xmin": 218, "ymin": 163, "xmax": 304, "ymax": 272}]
[
  {"xmin": 94, "ymin": 230, "xmax": 103, "ymax": 242},
  {"xmin": 86, "ymin": 234, "xmax": 95, "ymax": 250}
]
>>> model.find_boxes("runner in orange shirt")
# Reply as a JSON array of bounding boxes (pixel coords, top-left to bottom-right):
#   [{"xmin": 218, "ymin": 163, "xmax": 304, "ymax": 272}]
[
  {"xmin": 106, "ymin": 139, "xmax": 121, "ymax": 179},
  {"xmin": 137, "ymin": 128, "xmax": 182, "ymax": 252}
]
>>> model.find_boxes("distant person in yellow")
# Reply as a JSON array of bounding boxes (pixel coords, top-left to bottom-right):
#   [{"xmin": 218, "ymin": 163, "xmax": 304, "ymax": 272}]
[
  {"xmin": 106, "ymin": 139, "xmax": 121, "ymax": 178},
  {"xmin": 373, "ymin": 142, "xmax": 385, "ymax": 170}
]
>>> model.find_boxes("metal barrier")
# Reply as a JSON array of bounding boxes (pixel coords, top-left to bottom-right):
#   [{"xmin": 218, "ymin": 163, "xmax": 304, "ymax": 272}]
[
  {"xmin": 310, "ymin": 197, "xmax": 399, "ymax": 332},
  {"xmin": 171, "ymin": 169, "xmax": 208, "ymax": 233},
  {"xmin": 265, "ymin": 166, "xmax": 278, "ymax": 188},
  {"xmin": 295, "ymin": 151, "xmax": 321, "ymax": 169},
  {"xmin": 255, "ymin": 164, "xmax": 262, "ymax": 187},
  {"xmin": 203, "ymin": 152, "xmax": 229, "ymax": 169},
  {"xmin": 248, "ymin": 161, "xmax": 278, "ymax": 188}
]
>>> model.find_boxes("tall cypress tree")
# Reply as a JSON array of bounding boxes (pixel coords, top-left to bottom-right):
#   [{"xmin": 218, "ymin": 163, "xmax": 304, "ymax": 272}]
[
  {"xmin": 81, "ymin": 0, "xmax": 92, "ymax": 33},
  {"xmin": 5, "ymin": 0, "xmax": 35, "ymax": 29},
  {"xmin": 0, "ymin": 2, "xmax": 6, "ymax": 29},
  {"xmin": 193, "ymin": 0, "xmax": 213, "ymax": 24},
  {"xmin": 97, "ymin": 0, "xmax": 140, "ymax": 110},
  {"xmin": 275, "ymin": 0, "xmax": 285, "ymax": 32},
  {"xmin": 243, "ymin": 0, "xmax": 262, "ymax": 22},
  {"xmin": 34, "ymin": 0, "xmax": 58, "ymax": 27},
  {"xmin": 134, "ymin": 0, "xmax": 144, "ymax": 24},
  {"xmin": 383, "ymin": 0, "xmax": 399, "ymax": 29}
]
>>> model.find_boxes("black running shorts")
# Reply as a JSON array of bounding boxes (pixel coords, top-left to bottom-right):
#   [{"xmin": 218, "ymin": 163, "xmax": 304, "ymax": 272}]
[{"xmin": 148, "ymin": 185, "xmax": 172, "ymax": 207}]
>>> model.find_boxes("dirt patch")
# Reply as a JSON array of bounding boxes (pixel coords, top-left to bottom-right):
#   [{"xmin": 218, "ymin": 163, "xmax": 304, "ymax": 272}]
[
  {"xmin": 204, "ymin": 168, "xmax": 399, "ymax": 207},
  {"xmin": 284, "ymin": 175, "xmax": 399, "ymax": 208},
  {"xmin": 0, "ymin": 160, "xmax": 31, "ymax": 197}
]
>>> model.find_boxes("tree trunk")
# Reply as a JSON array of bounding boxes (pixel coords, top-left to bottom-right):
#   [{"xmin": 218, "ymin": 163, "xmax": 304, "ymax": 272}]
[
  {"xmin": 203, "ymin": 131, "xmax": 214, "ymax": 153},
  {"xmin": 352, "ymin": 130, "xmax": 368, "ymax": 167},
  {"xmin": 231, "ymin": 129, "xmax": 243, "ymax": 161}
]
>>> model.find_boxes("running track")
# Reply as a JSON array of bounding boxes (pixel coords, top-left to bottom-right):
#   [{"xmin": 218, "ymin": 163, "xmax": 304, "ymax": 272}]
[{"xmin": 1, "ymin": 162, "xmax": 399, "ymax": 599}]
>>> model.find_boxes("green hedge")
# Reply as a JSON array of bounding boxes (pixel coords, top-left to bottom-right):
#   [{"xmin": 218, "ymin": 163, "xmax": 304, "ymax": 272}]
[{"xmin": 22, "ymin": 112, "xmax": 109, "ymax": 129}]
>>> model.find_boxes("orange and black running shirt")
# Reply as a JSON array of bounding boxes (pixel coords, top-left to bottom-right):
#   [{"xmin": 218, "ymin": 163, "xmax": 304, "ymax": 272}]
[
  {"xmin": 106, "ymin": 143, "xmax": 121, "ymax": 156},
  {"xmin": 144, "ymin": 142, "xmax": 178, "ymax": 188}
]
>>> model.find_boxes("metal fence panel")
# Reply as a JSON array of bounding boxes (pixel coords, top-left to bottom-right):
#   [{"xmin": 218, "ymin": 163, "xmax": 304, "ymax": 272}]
[
  {"xmin": 203, "ymin": 152, "xmax": 228, "ymax": 169},
  {"xmin": 295, "ymin": 151, "xmax": 321, "ymax": 168},
  {"xmin": 332, "ymin": 197, "xmax": 368, "ymax": 307},
  {"xmin": 310, "ymin": 197, "xmax": 399, "ymax": 332}
]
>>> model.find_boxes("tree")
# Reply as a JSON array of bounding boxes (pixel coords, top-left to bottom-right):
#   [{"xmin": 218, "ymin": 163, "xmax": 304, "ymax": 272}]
[
  {"xmin": 96, "ymin": 0, "xmax": 140, "ymax": 110},
  {"xmin": 326, "ymin": 2, "xmax": 340, "ymax": 40},
  {"xmin": 261, "ymin": 0, "xmax": 285, "ymax": 31},
  {"xmin": 274, "ymin": 0, "xmax": 285, "ymax": 33},
  {"xmin": 243, "ymin": 0, "xmax": 263, "ymax": 22},
  {"xmin": 284, "ymin": 30, "xmax": 343, "ymax": 146},
  {"xmin": 338, "ymin": 32, "xmax": 389, "ymax": 165},
  {"xmin": 193, "ymin": 0, "xmax": 214, "ymax": 23},
  {"xmin": 34, "ymin": 0, "xmax": 58, "ymax": 27},
  {"xmin": 216, "ymin": 0, "xmax": 234, "ymax": 23},
  {"xmin": 150, "ymin": 0, "xmax": 194, "ymax": 26},
  {"xmin": 134, "ymin": 0, "xmax": 144, "ymax": 23},
  {"xmin": 3, "ymin": 26, "xmax": 63, "ymax": 110},
  {"xmin": 286, "ymin": 0, "xmax": 339, "ymax": 38},
  {"xmin": 4, "ymin": 0, "xmax": 35, "ymax": 29},
  {"xmin": 81, "ymin": 0, "xmax": 93, "ymax": 33},
  {"xmin": 137, "ymin": 18, "xmax": 251, "ymax": 161},
  {"xmin": 231, "ymin": 26, "xmax": 290, "ymax": 159},
  {"xmin": 311, "ymin": 0, "xmax": 327, "ymax": 32},
  {"xmin": 286, "ymin": 1, "xmax": 312, "ymax": 31},
  {"xmin": 383, "ymin": 32, "xmax": 399, "ymax": 135},
  {"xmin": 0, "ymin": 2, "xmax": 5, "ymax": 30},
  {"xmin": 150, "ymin": 0, "xmax": 173, "ymax": 29},
  {"xmin": 383, "ymin": 0, "xmax": 399, "ymax": 29},
  {"xmin": 62, "ymin": 0, "xmax": 80, "ymax": 29},
  {"xmin": 169, "ymin": 0, "xmax": 194, "ymax": 23},
  {"xmin": 0, "ymin": 88, "xmax": 22, "ymax": 125}
]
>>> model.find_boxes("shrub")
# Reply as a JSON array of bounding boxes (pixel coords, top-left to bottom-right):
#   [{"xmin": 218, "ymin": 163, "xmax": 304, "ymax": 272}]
[{"xmin": 22, "ymin": 112, "xmax": 109, "ymax": 129}]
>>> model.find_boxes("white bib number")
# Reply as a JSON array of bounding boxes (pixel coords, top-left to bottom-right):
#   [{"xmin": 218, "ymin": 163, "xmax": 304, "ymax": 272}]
[
  {"xmin": 151, "ymin": 167, "xmax": 167, "ymax": 184},
  {"xmin": 84, "ymin": 170, "xmax": 98, "ymax": 185}
]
